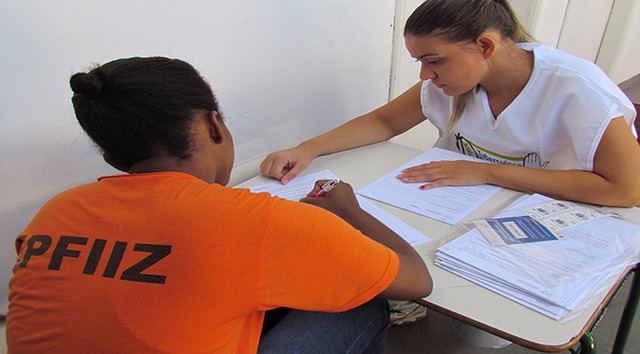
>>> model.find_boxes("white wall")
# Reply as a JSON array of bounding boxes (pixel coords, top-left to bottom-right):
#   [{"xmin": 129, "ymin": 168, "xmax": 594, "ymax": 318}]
[
  {"xmin": 511, "ymin": 0, "xmax": 569, "ymax": 48},
  {"xmin": 388, "ymin": 0, "xmax": 439, "ymax": 151},
  {"xmin": 0, "ymin": 0, "xmax": 395, "ymax": 314},
  {"xmin": 510, "ymin": 0, "xmax": 640, "ymax": 83},
  {"xmin": 597, "ymin": 0, "xmax": 640, "ymax": 83}
]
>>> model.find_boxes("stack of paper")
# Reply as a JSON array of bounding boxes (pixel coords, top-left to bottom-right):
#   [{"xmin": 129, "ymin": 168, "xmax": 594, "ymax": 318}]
[{"xmin": 435, "ymin": 194, "xmax": 640, "ymax": 321}]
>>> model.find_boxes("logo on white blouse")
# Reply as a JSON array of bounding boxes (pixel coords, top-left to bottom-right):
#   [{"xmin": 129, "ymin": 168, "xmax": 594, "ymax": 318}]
[{"xmin": 455, "ymin": 133, "xmax": 550, "ymax": 168}]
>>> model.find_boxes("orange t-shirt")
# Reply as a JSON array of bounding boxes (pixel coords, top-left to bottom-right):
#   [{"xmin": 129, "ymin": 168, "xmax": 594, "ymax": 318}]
[{"xmin": 7, "ymin": 172, "xmax": 399, "ymax": 353}]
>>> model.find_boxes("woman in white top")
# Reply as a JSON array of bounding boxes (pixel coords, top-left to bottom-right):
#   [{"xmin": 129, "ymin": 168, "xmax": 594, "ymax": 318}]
[{"xmin": 261, "ymin": 0, "xmax": 640, "ymax": 208}]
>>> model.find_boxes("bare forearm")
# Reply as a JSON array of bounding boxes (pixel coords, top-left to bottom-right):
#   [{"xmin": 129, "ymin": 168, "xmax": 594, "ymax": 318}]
[
  {"xmin": 344, "ymin": 210, "xmax": 419, "ymax": 255},
  {"xmin": 298, "ymin": 82, "xmax": 425, "ymax": 158},
  {"xmin": 297, "ymin": 114, "xmax": 398, "ymax": 158},
  {"xmin": 344, "ymin": 209, "xmax": 432, "ymax": 299},
  {"xmin": 486, "ymin": 164, "xmax": 640, "ymax": 207},
  {"xmin": 489, "ymin": 117, "xmax": 640, "ymax": 207}
]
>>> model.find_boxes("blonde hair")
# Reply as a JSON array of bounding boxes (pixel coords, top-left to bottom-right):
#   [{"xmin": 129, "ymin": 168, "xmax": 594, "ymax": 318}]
[{"xmin": 405, "ymin": 0, "xmax": 533, "ymax": 130}]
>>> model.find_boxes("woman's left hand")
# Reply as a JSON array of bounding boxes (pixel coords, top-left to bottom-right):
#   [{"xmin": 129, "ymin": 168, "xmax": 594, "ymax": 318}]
[{"xmin": 396, "ymin": 160, "xmax": 490, "ymax": 190}]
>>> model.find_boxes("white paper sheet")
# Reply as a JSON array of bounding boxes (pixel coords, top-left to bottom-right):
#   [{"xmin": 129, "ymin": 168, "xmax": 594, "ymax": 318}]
[
  {"xmin": 249, "ymin": 170, "xmax": 431, "ymax": 247},
  {"xmin": 436, "ymin": 194, "xmax": 640, "ymax": 321},
  {"xmin": 477, "ymin": 194, "xmax": 640, "ymax": 286},
  {"xmin": 356, "ymin": 147, "xmax": 502, "ymax": 225},
  {"xmin": 436, "ymin": 230, "xmax": 623, "ymax": 314}
]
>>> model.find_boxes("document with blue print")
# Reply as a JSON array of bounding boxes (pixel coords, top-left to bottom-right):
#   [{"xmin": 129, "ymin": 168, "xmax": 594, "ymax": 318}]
[
  {"xmin": 357, "ymin": 147, "xmax": 502, "ymax": 225},
  {"xmin": 436, "ymin": 193, "xmax": 640, "ymax": 321},
  {"xmin": 249, "ymin": 169, "xmax": 431, "ymax": 247},
  {"xmin": 474, "ymin": 215, "xmax": 561, "ymax": 247},
  {"xmin": 474, "ymin": 199, "xmax": 610, "ymax": 246}
]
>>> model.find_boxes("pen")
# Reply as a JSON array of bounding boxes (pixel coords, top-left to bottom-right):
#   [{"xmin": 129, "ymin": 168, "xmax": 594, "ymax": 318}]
[{"xmin": 314, "ymin": 179, "xmax": 339, "ymax": 197}]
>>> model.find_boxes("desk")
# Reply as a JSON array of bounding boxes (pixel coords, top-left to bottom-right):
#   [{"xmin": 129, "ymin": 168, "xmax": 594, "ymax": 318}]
[{"xmin": 236, "ymin": 141, "xmax": 639, "ymax": 353}]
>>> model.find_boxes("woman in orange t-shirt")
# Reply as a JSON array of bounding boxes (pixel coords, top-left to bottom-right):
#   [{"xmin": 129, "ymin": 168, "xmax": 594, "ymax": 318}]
[{"xmin": 7, "ymin": 57, "xmax": 431, "ymax": 353}]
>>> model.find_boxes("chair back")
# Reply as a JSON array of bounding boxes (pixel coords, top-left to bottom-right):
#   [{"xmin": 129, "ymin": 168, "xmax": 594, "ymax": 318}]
[{"xmin": 618, "ymin": 74, "xmax": 640, "ymax": 143}]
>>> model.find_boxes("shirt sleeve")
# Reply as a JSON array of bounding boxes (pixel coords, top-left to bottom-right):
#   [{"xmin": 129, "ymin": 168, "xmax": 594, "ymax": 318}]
[{"xmin": 256, "ymin": 198, "xmax": 399, "ymax": 312}]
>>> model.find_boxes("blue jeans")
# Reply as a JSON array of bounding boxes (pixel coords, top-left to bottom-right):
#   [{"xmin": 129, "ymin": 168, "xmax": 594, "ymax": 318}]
[{"xmin": 258, "ymin": 298, "xmax": 390, "ymax": 354}]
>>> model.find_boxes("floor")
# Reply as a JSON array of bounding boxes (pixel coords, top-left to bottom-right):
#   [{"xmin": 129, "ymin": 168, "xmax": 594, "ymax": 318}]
[
  {"xmin": 385, "ymin": 279, "xmax": 640, "ymax": 354},
  {"xmin": 1, "ymin": 280, "xmax": 637, "ymax": 354}
]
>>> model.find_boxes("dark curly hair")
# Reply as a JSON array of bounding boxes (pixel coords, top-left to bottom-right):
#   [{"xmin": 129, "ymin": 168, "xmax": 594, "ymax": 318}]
[{"xmin": 70, "ymin": 57, "xmax": 222, "ymax": 170}]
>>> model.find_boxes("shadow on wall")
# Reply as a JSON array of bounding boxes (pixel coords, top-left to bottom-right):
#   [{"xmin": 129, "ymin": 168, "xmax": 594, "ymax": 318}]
[
  {"xmin": 0, "ymin": 197, "xmax": 53, "ymax": 315},
  {"xmin": 228, "ymin": 69, "xmax": 358, "ymax": 166},
  {"xmin": 0, "ymin": 135, "xmax": 117, "ymax": 315}
]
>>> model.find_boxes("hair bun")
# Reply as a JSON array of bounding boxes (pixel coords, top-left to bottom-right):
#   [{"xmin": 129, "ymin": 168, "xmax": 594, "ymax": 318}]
[{"xmin": 70, "ymin": 72, "xmax": 103, "ymax": 98}]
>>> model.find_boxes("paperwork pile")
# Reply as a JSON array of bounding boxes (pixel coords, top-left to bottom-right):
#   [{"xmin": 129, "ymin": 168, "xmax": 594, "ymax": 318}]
[{"xmin": 435, "ymin": 194, "xmax": 640, "ymax": 321}]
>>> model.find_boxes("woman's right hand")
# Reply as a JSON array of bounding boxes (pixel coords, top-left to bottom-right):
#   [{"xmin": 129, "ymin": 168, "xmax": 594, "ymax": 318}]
[
  {"xmin": 260, "ymin": 146, "xmax": 316, "ymax": 184},
  {"xmin": 300, "ymin": 180, "xmax": 363, "ymax": 223}
]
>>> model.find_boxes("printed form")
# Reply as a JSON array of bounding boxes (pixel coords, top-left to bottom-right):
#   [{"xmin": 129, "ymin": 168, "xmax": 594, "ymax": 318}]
[
  {"xmin": 249, "ymin": 169, "xmax": 431, "ymax": 247},
  {"xmin": 357, "ymin": 148, "xmax": 502, "ymax": 224},
  {"xmin": 436, "ymin": 194, "xmax": 640, "ymax": 321}
]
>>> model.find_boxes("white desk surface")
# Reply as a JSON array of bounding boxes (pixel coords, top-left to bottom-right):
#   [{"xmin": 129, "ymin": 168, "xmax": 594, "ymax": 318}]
[{"xmin": 236, "ymin": 141, "xmax": 640, "ymax": 352}]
